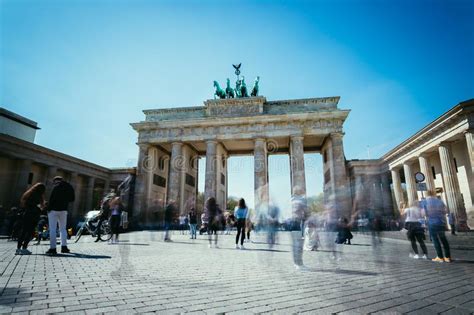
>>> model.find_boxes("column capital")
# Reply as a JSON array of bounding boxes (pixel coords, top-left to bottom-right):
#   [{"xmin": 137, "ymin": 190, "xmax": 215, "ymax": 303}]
[
  {"xmin": 171, "ymin": 141, "xmax": 183, "ymax": 147},
  {"xmin": 205, "ymin": 139, "xmax": 218, "ymax": 145},
  {"xmin": 254, "ymin": 138, "xmax": 266, "ymax": 145},
  {"xmin": 463, "ymin": 128, "xmax": 474, "ymax": 134},
  {"xmin": 390, "ymin": 165, "xmax": 402, "ymax": 172},
  {"xmin": 330, "ymin": 132, "xmax": 345, "ymax": 139},
  {"xmin": 290, "ymin": 135, "xmax": 304, "ymax": 141},
  {"xmin": 438, "ymin": 141, "xmax": 453, "ymax": 148}
]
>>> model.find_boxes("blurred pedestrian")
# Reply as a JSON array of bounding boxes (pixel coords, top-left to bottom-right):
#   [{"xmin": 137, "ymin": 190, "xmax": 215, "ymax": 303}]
[
  {"xmin": 245, "ymin": 217, "xmax": 253, "ymax": 243},
  {"xmin": 335, "ymin": 217, "xmax": 353, "ymax": 245},
  {"xmin": 402, "ymin": 201, "xmax": 428, "ymax": 259},
  {"xmin": 164, "ymin": 201, "xmax": 175, "ymax": 242},
  {"xmin": 16, "ymin": 183, "xmax": 46, "ymax": 255},
  {"xmin": 205, "ymin": 197, "xmax": 222, "ymax": 248},
  {"xmin": 291, "ymin": 192, "xmax": 308, "ymax": 270},
  {"xmin": 425, "ymin": 190, "xmax": 451, "ymax": 262},
  {"xmin": 46, "ymin": 176, "xmax": 75, "ymax": 255},
  {"xmin": 234, "ymin": 198, "xmax": 248, "ymax": 249},
  {"xmin": 303, "ymin": 219, "xmax": 320, "ymax": 251},
  {"xmin": 179, "ymin": 214, "xmax": 187, "ymax": 234},
  {"xmin": 267, "ymin": 203, "xmax": 280, "ymax": 248},
  {"xmin": 188, "ymin": 208, "xmax": 197, "ymax": 239}
]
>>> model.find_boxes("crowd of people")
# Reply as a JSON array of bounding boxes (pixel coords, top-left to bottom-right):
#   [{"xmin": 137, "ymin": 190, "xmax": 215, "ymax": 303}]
[
  {"xmin": 9, "ymin": 176, "xmax": 127, "ymax": 255},
  {"xmin": 6, "ymin": 177, "xmax": 456, "ymax": 266}
]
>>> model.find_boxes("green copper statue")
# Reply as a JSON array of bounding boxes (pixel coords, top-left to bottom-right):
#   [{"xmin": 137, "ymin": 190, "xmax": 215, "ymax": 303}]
[
  {"xmin": 251, "ymin": 76, "xmax": 260, "ymax": 97},
  {"xmin": 212, "ymin": 64, "xmax": 260, "ymax": 99},
  {"xmin": 240, "ymin": 76, "xmax": 249, "ymax": 97},
  {"xmin": 225, "ymin": 78, "xmax": 235, "ymax": 98},
  {"xmin": 213, "ymin": 81, "xmax": 226, "ymax": 99}
]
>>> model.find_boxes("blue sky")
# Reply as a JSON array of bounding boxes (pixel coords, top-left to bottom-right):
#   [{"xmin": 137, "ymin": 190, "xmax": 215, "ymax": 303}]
[{"xmin": 1, "ymin": 0, "xmax": 473, "ymax": 215}]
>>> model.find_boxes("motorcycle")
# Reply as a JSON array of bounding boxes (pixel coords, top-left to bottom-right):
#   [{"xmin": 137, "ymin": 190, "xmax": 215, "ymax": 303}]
[{"xmin": 74, "ymin": 210, "xmax": 112, "ymax": 243}]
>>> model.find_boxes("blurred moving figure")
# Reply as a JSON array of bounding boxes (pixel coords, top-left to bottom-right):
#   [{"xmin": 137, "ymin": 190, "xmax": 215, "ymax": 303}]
[
  {"xmin": 335, "ymin": 217, "xmax": 353, "ymax": 245},
  {"xmin": 402, "ymin": 201, "xmax": 428, "ymax": 259},
  {"xmin": 164, "ymin": 201, "xmax": 175, "ymax": 242},
  {"xmin": 205, "ymin": 197, "xmax": 222, "ymax": 248},
  {"xmin": 109, "ymin": 197, "xmax": 123, "ymax": 244},
  {"xmin": 267, "ymin": 203, "xmax": 280, "ymax": 248},
  {"xmin": 448, "ymin": 212, "xmax": 456, "ymax": 235},
  {"xmin": 425, "ymin": 191, "xmax": 452, "ymax": 263},
  {"xmin": 303, "ymin": 218, "xmax": 320, "ymax": 251},
  {"xmin": 291, "ymin": 192, "xmax": 308, "ymax": 270}
]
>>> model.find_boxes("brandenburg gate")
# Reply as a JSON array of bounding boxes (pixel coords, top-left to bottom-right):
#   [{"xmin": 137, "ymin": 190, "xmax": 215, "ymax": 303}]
[{"xmin": 131, "ymin": 95, "xmax": 352, "ymax": 222}]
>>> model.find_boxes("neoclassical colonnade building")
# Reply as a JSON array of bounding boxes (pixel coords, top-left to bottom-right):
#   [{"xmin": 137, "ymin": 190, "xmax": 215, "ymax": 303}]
[
  {"xmin": 131, "ymin": 96, "xmax": 352, "ymax": 222},
  {"xmin": 383, "ymin": 99, "xmax": 474, "ymax": 230}
]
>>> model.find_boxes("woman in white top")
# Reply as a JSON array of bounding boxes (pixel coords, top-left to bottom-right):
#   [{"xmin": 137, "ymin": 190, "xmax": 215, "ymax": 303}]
[{"xmin": 402, "ymin": 201, "xmax": 428, "ymax": 259}]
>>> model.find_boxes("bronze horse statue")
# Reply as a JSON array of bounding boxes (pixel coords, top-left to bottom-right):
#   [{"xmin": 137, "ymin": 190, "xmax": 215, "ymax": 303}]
[
  {"xmin": 240, "ymin": 76, "xmax": 249, "ymax": 97},
  {"xmin": 251, "ymin": 76, "xmax": 260, "ymax": 97},
  {"xmin": 226, "ymin": 78, "xmax": 235, "ymax": 98},
  {"xmin": 213, "ymin": 81, "xmax": 226, "ymax": 99}
]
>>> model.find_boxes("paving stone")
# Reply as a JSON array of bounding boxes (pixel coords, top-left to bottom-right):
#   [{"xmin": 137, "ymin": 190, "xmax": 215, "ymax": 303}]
[{"xmin": 0, "ymin": 232, "xmax": 473, "ymax": 314}]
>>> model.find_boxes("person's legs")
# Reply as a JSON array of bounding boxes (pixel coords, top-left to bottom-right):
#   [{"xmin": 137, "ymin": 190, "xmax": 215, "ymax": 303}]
[
  {"xmin": 48, "ymin": 211, "xmax": 58, "ymax": 249},
  {"xmin": 450, "ymin": 224, "xmax": 456, "ymax": 235},
  {"xmin": 429, "ymin": 225, "xmax": 444, "ymax": 258},
  {"xmin": 416, "ymin": 233, "xmax": 428, "ymax": 256},
  {"xmin": 438, "ymin": 230, "xmax": 451, "ymax": 258},
  {"xmin": 58, "ymin": 211, "xmax": 68, "ymax": 247},
  {"xmin": 409, "ymin": 234, "xmax": 419, "ymax": 255},
  {"xmin": 235, "ymin": 224, "xmax": 241, "ymax": 244}
]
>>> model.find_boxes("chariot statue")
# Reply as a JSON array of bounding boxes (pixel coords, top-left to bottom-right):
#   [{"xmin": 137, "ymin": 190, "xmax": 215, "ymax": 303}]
[{"xmin": 212, "ymin": 64, "xmax": 260, "ymax": 99}]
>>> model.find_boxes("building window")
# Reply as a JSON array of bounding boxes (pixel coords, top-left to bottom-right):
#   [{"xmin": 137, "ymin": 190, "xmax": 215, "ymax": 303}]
[
  {"xmin": 221, "ymin": 173, "xmax": 226, "ymax": 185},
  {"xmin": 323, "ymin": 151, "xmax": 328, "ymax": 163},
  {"xmin": 222, "ymin": 156, "xmax": 226, "ymax": 169},
  {"xmin": 453, "ymin": 158, "xmax": 458, "ymax": 173},
  {"xmin": 185, "ymin": 174, "xmax": 195, "ymax": 187},
  {"xmin": 158, "ymin": 157, "xmax": 166, "ymax": 170},
  {"xmin": 28, "ymin": 172, "xmax": 33, "ymax": 185},
  {"xmin": 153, "ymin": 174, "xmax": 166, "ymax": 188},
  {"xmin": 431, "ymin": 166, "xmax": 436, "ymax": 179}
]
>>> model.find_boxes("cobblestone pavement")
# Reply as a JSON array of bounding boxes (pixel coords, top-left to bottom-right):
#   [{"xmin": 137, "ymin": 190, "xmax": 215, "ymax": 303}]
[{"xmin": 0, "ymin": 231, "xmax": 473, "ymax": 314}]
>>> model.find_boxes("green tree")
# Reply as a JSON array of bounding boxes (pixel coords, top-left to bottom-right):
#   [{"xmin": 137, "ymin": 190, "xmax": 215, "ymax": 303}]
[
  {"xmin": 226, "ymin": 196, "xmax": 239, "ymax": 211},
  {"xmin": 307, "ymin": 193, "xmax": 325, "ymax": 214}
]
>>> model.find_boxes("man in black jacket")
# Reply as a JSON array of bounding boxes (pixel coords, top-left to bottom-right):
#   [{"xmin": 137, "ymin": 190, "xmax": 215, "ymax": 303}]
[{"xmin": 46, "ymin": 176, "xmax": 75, "ymax": 255}]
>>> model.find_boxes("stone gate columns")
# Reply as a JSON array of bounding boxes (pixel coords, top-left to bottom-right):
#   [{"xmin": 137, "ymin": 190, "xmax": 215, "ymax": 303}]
[
  {"xmin": 418, "ymin": 154, "xmax": 435, "ymax": 193},
  {"xmin": 466, "ymin": 130, "xmax": 474, "ymax": 175},
  {"xmin": 403, "ymin": 162, "xmax": 417, "ymax": 207},
  {"xmin": 85, "ymin": 176, "xmax": 95, "ymax": 210},
  {"xmin": 438, "ymin": 143, "xmax": 469, "ymax": 230},
  {"xmin": 254, "ymin": 138, "xmax": 269, "ymax": 215},
  {"xmin": 167, "ymin": 142, "xmax": 183, "ymax": 211},
  {"xmin": 204, "ymin": 140, "xmax": 218, "ymax": 202},
  {"xmin": 133, "ymin": 144, "xmax": 152, "ymax": 219},
  {"xmin": 327, "ymin": 133, "xmax": 351, "ymax": 218},
  {"xmin": 381, "ymin": 172, "xmax": 393, "ymax": 215},
  {"xmin": 390, "ymin": 167, "xmax": 404, "ymax": 212},
  {"xmin": 290, "ymin": 136, "xmax": 307, "ymax": 197}
]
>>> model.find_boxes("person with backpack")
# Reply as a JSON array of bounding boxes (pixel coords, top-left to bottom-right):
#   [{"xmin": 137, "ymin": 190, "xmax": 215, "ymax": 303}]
[
  {"xmin": 15, "ymin": 183, "xmax": 46, "ymax": 255},
  {"xmin": 46, "ymin": 176, "xmax": 75, "ymax": 255}
]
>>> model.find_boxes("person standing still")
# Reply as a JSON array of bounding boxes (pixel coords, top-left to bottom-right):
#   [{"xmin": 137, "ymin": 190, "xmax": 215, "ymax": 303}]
[
  {"xmin": 425, "ymin": 191, "xmax": 452, "ymax": 262},
  {"xmin": 109, "ymin": 197, "xmax": 123, "ymax": 244},
  {"xmin": 16, "ymin": 183, "xmax": 46, "ymax": 255},
  {"xmin": 234, "ymin": 198, "xmax": 248, "ymax": 249},
  {"xmin": 188, "ymin": 208, "xmax": 197, "ymax": 239},
  {"xmin": 46, "ymin": 176, "xmax": 75, "ymax": 255}
]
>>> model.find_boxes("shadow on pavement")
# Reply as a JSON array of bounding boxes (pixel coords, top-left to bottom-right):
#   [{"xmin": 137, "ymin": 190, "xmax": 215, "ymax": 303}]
[
  {"xmin": 453, "ymin": 259, "xmax": 474, "ymax": 264},
  {"xmin": 114, "ymin": 243, "xmax": 150, "ymax": 246},
  {"xmin": 37, "ymin": 253, "xmax": 111, "ymax": 259},
  {"xmin": 310, "ymin": 268, "xmax": 378, "ymax": 276}
]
